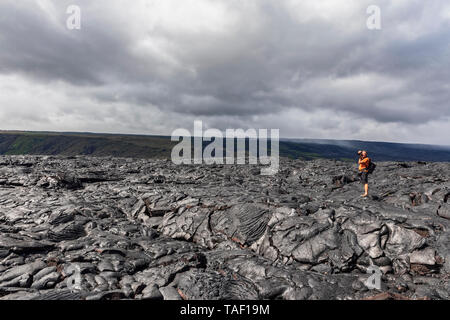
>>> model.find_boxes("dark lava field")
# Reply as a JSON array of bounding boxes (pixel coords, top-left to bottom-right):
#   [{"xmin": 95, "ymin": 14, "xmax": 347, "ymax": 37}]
[{"xmin": 0, "ymin": 155, "xmax": 449, "ymax": 300}]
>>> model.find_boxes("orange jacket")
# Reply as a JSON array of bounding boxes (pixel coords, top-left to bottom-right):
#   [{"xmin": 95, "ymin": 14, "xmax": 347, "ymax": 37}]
[{"xmin": 358, "ymin": 157, "xmax": 370, "ymax": 172}]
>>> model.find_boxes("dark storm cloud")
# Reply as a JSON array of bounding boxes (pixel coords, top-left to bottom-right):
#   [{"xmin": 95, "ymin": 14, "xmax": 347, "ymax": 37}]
[{"xmin": 0, "ymin": 0, "xmax": 449, "ymax": 144}]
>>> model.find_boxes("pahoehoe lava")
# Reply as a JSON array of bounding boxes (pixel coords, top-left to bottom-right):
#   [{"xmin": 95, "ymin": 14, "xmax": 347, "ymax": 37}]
[{"xmin": 0, "ymin": 155, "xmax": 449, "ymax": 300}]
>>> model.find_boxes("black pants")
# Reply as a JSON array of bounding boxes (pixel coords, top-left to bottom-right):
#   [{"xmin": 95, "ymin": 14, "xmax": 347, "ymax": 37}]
[{"xmin": 358, "ymin": 171, "xmax": 368, "ymax": 184}]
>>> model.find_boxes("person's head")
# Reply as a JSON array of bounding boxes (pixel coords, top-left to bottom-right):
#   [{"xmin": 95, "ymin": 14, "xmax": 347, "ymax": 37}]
[{"xmin": 361, "ymin": 150, "xmax": 368, "ymax": 157}]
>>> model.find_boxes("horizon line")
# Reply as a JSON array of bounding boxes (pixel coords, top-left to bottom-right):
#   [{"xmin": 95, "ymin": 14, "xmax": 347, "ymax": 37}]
[{"xmin": 0, "ymin": 129, "xmax": 449, "ymax": 148}]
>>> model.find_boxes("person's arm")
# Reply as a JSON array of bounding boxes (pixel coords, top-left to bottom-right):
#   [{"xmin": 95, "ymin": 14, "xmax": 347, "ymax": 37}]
[{"xmin": 361, "ymin": 158, "xmax": 370, "ymax": 166}]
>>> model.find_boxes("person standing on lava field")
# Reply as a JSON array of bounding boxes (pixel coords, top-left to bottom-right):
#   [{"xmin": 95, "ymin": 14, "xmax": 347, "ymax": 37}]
[{"xmin": 357, "ymin": 150, "xmax": 370, "ymax": 197}]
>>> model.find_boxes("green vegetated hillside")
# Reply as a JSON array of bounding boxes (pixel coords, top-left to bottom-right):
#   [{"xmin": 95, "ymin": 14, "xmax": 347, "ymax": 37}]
[
  {"xmin": 0, "ymin": 131, "xmax": 449, "ymax": 162},
  {"xmin": 0, "ymin": 131, "xmax": 175, "ymax": 158}
]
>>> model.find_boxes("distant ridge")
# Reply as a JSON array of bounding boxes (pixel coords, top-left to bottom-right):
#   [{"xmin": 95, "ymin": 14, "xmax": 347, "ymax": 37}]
[
  {"xmin": 0, "ymin": 130, "xmax": 449, "ymax": 162},
  {"xmin": 0, "ymin": 131, "xmax": 175, "ymax": 159},
  {"xmin": 280, "ymin": 138, "xmax": 450, "ymax": 162}
]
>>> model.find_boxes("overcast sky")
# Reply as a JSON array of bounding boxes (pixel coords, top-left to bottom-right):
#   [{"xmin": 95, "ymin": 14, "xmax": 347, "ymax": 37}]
[{"xmin": 0, "ymin": 0, "xmax": 449, "ymax": 145}]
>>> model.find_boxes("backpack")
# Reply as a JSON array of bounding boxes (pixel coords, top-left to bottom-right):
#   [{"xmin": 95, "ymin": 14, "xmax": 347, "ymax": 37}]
[{"xmin": 367, "ymin": 160, "xmax": 376, "ymax": 174}]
